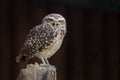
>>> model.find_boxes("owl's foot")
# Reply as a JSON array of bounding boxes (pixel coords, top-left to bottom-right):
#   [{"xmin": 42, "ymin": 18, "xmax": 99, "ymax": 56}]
[
  {"xmin": 44, "ymin": 58, "xmax": 50, "ymax": 65},
  {"xmin": 40, "ymin": 57, "xmax": 50, "ymax": 66}
]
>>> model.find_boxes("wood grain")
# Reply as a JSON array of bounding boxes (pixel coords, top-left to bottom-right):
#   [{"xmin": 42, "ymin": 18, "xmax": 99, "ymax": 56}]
[{"xmin": 17, "ymin": 63, "xmax": 56, "ymax": 80}]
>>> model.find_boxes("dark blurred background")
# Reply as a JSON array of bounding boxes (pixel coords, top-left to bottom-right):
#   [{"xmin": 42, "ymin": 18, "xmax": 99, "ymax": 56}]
[{"xmin": 0, "ymin": 0, "xmax": 119, "ymax": 80}]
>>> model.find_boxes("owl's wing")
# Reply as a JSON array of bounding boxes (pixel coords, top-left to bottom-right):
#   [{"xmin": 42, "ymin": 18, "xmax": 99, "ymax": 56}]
[{"xmin": 16, "ymin": 24, "xmax": 59, "ymax": 63}]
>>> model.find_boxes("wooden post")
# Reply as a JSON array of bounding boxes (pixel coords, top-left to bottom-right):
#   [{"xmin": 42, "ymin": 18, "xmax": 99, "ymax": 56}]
[{"xmin": 17, "ymin": 63, "xmax": 56, "ymax": 80}]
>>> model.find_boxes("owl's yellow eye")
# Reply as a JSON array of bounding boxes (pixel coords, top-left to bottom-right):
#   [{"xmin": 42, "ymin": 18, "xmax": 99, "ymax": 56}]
[
  {"xmin": 56, "ymin": 23, "xmax": 59, "ymax": 26},
  {"xmin": 51, "ymin": 23, "xmax": 55, "ymax": 26}
]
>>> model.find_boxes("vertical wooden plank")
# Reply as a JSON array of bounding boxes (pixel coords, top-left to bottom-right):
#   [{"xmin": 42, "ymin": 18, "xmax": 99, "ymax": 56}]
[
  {"xmin": 65, "ymin": 5, "xmax": 74, "ymax": 80},
  {"xmin": 91, "ymin": 10, "xmax": 104, "ymax": 80},
  {"xmin": 66, "ymin": 6, "xmax": 84, "ymax": 80},
  {"xmin": 0, "ymin": 0, "xmax": 12, "ymax": 80},
  {"xmin": 101, "ymin": 12, "xmax": 119, "ymax": 80},
  {"xmin": 101, "ymin": 12, "xmax": 109, "ymax": 80},
  {"xmin": 82, "ymin": 8, "xmax": 93, "ymax": 80},
  {"xmin": 105, "ymin": 13, "xmax": 119, "ymax": 80}
]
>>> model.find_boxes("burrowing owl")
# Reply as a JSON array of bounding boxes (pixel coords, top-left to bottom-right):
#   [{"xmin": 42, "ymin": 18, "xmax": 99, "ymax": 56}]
[{"xmin": 16, "ymin": 13, "xmax": 66, "ymax": 65}]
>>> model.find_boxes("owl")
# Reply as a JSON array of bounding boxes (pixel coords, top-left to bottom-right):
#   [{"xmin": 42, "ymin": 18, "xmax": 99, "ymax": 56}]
[{"xmin": 16, "ymin": 13, "xmax": 67, "ymax": 65}]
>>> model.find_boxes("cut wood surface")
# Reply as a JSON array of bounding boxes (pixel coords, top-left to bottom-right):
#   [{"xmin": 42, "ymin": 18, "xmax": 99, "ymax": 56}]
[{"xmin": 17, "ymin": 63, "xmax": 56, "ymax": 80}]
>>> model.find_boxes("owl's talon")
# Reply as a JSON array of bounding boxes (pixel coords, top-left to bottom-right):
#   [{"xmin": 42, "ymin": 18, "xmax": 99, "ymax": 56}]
[{"xmin": 45, "ymin": 58, "xmax": 50, "ymax": 65}]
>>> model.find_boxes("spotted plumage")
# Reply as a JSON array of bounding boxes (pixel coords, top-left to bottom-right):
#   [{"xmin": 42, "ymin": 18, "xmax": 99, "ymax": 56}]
[{"xmin": 16, "ymin": 13, "xmax": 66, "ymax": 64}]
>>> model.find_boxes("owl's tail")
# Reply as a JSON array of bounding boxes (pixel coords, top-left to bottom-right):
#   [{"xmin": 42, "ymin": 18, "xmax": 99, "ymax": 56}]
[{"xmin": 16, "ymin": 54, "xmax": 27, "ymax": 63}]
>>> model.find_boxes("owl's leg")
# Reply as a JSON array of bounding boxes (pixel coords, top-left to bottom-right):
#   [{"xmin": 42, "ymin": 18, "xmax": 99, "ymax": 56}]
[
  {"xmin": 44, "ymin": 58, "xmax": 50, "ymax": 65},
  {"xmin": 41, "ymin": 57, "xmax": 46, "ymax": 64}
]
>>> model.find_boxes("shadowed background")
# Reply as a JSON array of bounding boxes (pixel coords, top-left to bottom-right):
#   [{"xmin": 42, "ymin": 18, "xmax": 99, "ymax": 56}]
[{"xmin": 0, "ymin": 0, "xmax": 119, "ymax": 80}]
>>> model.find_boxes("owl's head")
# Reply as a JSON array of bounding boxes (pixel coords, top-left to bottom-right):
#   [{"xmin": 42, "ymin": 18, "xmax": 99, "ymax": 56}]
[{"xmin": 42, "ymin": 13, "xmax": 66, "ymax": 29}]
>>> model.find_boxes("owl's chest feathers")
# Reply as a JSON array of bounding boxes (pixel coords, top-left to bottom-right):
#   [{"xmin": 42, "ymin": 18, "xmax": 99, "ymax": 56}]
[{"xmin": 34, "ymin": 33, "xmax": 64, "ymax": 58}]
